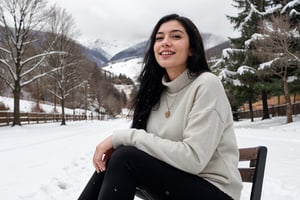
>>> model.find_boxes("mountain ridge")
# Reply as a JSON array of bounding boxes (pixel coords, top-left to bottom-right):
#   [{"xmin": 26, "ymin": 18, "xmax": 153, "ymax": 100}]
[{"xmin": 81, "ymin": 32, "xmax": 227, "ymax": 67}]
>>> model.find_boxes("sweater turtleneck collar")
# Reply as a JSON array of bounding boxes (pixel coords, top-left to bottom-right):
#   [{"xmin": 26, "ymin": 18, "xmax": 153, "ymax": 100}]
[{"xmin": 162, "ymin": 69, "xmax": 195, "ymax": 94}]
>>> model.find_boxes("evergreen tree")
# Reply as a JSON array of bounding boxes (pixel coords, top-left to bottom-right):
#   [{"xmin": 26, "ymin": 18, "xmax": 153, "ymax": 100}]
[
  {"xmin": 216, "ymin": 0, "xmax": 299, "ymax": 122},
  {"xmin": 217, "ymin": 0, "xmax": 272, "ymax": 121}
]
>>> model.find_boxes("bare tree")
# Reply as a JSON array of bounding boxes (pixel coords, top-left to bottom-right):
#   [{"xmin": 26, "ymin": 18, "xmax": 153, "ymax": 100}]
[
  {"xmin": 0, "ymin": 0, "xmax": 64, "ymax": 126},
  {"xmin": 255, "ymin": 15, "xmax": 300, "ymax": 123},
  {"xmin": 45, "ymin": 6, "xmax": 84, "ymax": 125}
]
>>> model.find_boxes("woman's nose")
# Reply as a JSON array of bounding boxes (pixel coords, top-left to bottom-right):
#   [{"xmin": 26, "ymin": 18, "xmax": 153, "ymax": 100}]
[{"xmin": 162, "ymin": 37, "xmax": 171, "ymax": 47}]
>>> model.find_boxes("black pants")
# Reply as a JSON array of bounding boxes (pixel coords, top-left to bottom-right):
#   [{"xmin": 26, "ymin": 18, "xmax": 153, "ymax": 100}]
[{"xmin": 78, "ymin": 146, "xmax": 232, "ymax": 200}]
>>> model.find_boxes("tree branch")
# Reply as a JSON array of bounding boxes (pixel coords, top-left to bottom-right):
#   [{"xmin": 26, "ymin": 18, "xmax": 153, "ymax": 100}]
[
  {"xmin": 20, "ymin": 51, "xmax": 67, "ymax": 77},
  {"xmin": 21, "ymin": 66, "xmax": 66, "ymax": 88},
  {"xmin": 0, "ymin": 58, "xmax": 17, "ymax": 80},
  {"xmin": 0, "ymin": 73, "xmax": 14, "ymax": 90}
]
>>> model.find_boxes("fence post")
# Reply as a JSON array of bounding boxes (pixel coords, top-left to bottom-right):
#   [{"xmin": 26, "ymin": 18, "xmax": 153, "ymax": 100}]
[{"xmin": 6, "ymin": 112, "xmax": 9, "ymax": 125}]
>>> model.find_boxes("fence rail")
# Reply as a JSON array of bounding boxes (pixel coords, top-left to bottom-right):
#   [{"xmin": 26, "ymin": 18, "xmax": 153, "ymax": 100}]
[
  {"xmin": 0, "ymin": 112, "xmax": 109, "ymax": 127},
  {"xmin": 237, "ymin": 102, "xmax": 300, "ymax": 119}
]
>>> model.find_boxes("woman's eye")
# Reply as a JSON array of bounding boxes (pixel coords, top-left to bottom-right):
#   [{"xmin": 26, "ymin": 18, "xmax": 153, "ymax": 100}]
[
  {"xmin": 172, "ymin": 35, "xmax": 181, "ymax": 39},
  {"xmin": 155, "ymin": 37, "xmax": 163, "ymax": 41}
]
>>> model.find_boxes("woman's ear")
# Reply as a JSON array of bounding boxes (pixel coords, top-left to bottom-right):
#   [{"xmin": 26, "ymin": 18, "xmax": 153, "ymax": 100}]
[{"xmin": 189, "ymin": 49, "xmax": 193, "ymax": 56}]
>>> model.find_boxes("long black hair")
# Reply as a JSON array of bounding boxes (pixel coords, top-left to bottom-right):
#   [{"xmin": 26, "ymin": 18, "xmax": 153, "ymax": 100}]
[{"xmin": 131, "ymin": 14, "xmax": 210, "ymax": 129}]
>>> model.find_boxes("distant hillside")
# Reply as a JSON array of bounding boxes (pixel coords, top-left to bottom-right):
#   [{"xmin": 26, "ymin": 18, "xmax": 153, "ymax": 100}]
[
  {"xmin": 109, "ymin": 41, "xmax": 149, "ymax": 63},
  {"xmin": 81, "ymin": 45, "xmax": 109, "ymax": 66},
  {"xmin": 201, "ymin": 33, "xmax": 227, "ymax": 50},
  {"xmin": 206, "ymin": 41, "xmax": 230, "ymax": 59}
]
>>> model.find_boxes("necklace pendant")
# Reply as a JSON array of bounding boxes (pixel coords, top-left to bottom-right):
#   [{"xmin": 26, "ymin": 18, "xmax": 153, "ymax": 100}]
[{"xmin": 165, "ymin": 110, "xmax": 171, "ymax": 118}]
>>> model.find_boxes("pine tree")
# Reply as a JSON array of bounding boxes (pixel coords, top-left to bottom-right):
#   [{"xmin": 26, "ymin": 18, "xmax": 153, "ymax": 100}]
[
  {"xmin": 218, "ymin": 0, "xmax": 272, "ymax": 122},
  {"xmin": 217, "ymin": 0, "xmax": 299, "ymax": 122}
]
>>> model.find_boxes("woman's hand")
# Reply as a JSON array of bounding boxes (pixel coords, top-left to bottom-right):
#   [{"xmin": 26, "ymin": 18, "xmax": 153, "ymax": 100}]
[{"xmin": 93, "ymin": 135, "xmax": 114, "ymax": 173}]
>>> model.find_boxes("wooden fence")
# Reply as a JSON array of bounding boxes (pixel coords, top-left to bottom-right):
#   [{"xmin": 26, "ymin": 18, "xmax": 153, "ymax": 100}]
[
  {"xmin": 2, "ymin": 103, "xmax": 299, "ymax": 126},
  {"xmin": 237, "ymin": 102, "xmax": 300, "ymax": 119},
  {"xmin": 0, "ymin": 112, "xmax": 109, "ymax": 127}
]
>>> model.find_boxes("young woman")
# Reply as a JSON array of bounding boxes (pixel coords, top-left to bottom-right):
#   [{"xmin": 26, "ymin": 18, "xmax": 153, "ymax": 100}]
[{"xmin": 78, "ymin": 14, "xmax": 243, "ymax": 200}]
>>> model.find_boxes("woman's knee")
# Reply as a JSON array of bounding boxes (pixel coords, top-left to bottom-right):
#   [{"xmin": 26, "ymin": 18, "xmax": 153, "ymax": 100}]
[{"xmin": 109, "ymin": 146, "xmax": 141, "ymax": 166}]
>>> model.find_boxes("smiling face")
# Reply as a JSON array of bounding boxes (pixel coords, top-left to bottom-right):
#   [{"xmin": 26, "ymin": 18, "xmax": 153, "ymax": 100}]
[{"xmin": 154, "ymin": 20, "xmax": 191, "ymax": 80}]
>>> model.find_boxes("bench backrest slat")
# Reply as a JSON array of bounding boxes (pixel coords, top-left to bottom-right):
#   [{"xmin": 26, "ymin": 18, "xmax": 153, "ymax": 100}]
[
  {"xmin": 239, "ymin": 168, "xmax": 256, "ymax": 182},
  {"xmin": 238, "ymin": 146, "xmax": 267, "ymax": 200}
]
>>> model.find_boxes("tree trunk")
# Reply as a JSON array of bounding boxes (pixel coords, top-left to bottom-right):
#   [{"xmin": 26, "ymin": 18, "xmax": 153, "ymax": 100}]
[
  {"xmin": 249, "ymin": 98, "xmax": 254, "ymax": 122},
  {"xmin": 61, "ymin": 98, "xmax": 66, "ymax": 125},
  {"xmin": 35, "ymin": 80, "xmax": 40, "ymax": 112},
  {"xmin": 12, "ymin": 82, "xmax": 21, "ymax": 126},
  {"xmin": 283, "ymin": 79, "xmax": 293, "ymax": 123},
  {"xmin": 84, "ymin": 83, "xmax": 88, "ymax": 117},
  {"xmin": 53, "ymin": 87, "xmax": 58, "ymax": 113},
  {"xmin": 261, "ymin": 89, "xmax": 270, "ymax": 120}
]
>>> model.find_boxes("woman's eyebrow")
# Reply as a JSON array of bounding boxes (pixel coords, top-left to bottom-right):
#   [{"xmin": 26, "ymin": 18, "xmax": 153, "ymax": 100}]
[
  {"xmin": 156, "ymin": 29, "xmax": 185, "ymax": 35},
  {"xmin": 170, "ymin": 29, "xmax": 185, "ymax": 34}
]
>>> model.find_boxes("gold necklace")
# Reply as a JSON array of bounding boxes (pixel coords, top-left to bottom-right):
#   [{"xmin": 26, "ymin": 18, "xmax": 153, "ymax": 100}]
[{"xmin": 165, "ymin": 94, "xmax": 178, "ymax": 118}]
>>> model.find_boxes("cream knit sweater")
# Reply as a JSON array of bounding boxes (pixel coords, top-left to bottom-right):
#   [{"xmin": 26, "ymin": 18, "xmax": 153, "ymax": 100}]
[{"xmin": 112, "ymin": 70, "xmax": 243, "ymax": 199}]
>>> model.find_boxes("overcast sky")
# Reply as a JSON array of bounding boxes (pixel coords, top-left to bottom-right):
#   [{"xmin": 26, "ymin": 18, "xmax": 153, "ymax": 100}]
[{"xmin": 48, "ymin": 0, "xmax": 240, "ymax": 42}]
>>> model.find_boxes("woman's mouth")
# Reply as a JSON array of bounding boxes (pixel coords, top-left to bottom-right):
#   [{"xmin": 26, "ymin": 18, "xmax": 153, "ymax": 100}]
[{"xmin": 160, "ymin": 51, "xmax": 175, "ymax": 56}]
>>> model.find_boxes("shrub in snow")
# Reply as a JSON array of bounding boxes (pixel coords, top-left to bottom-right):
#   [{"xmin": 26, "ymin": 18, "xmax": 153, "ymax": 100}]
[
  {"xmin": 31, "ymin": 103, "xmax": 45, "ymax": 113},
  {"xmin": 0, "ymin": 102, "xmax": 9, "ymax": 111}
]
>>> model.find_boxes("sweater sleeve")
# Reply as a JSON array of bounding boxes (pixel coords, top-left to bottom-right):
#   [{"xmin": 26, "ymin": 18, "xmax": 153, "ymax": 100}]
[{"xmin": 112, "ymin": 74, "xmax": 232, "ymax": 174}]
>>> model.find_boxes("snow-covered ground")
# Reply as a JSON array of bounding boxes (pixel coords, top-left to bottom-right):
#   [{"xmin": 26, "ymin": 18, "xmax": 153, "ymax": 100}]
[
  {"xmin": 0, "ymin": 96, "xmax": 98, "ymax": 118},
  {"xmin": 0, "ymin": 115, "xmax": 299, "ymax": 200},
  {"xmin": 103, "ymin": 57, "xmax": 143, "ymax": 83}
]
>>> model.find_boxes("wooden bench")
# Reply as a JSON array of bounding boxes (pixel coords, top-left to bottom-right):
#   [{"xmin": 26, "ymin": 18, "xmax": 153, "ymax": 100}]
[
  {"xmin": 136, "ymin": 146, "xmax": 267, "ymax": 200},
  {"xmin": 239, "ymin": 146, "xmax": 267, "ymax": 200}
]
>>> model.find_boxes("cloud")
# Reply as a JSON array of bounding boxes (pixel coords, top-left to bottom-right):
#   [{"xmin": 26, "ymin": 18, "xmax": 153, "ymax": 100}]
[{"xmin": 49, "ymin": 0, "xmax": 240, "ymax": 42}]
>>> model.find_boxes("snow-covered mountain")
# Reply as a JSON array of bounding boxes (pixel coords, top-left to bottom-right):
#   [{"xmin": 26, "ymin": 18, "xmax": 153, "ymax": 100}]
[
  {"xmin": 109, "ymin": 41, "xmax": 149, "ymax": 62},
  {"xmin": 80, "ymin": 44, "xmax": 109, "ymax": 66},
  {"xmin": 100, "ymin": 33, "xmax": 228, "ymax": 83},
  {"xmin": 80, "ymin": 38, "xmax": 146, "ymax": 60},
  {"xmin": 81, "ymin": 33, "xmax": 227, "ymax": 67}
]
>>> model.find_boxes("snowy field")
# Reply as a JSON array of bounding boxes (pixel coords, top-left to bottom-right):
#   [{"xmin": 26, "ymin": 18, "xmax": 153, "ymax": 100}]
[{"xmin": 0, "ymin": 116, "xmax": 300, "ymax": 200}]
